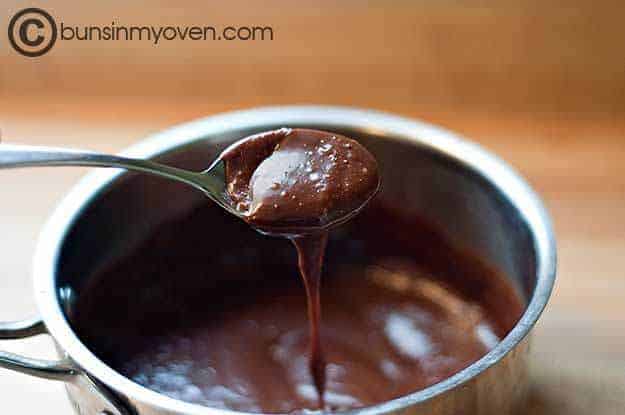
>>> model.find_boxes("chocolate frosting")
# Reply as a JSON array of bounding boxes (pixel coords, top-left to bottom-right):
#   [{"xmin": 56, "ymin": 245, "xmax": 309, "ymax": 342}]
[{"xmin": 222, "ymin": 128, "xmax": 379, "ymax": 231}]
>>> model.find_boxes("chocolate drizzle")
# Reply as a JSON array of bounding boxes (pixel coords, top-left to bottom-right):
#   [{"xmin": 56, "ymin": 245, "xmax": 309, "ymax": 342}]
[
  {"xmin": 221, "ymin": 128, "xmax": 380, "ymax": 407},
  {"xmin": 73, "ymin": 202, "xmax": 524, "ymax": 413},
  {"xmin": 292, "ymin": 233, "xmax": 329, "ymax": 406}
]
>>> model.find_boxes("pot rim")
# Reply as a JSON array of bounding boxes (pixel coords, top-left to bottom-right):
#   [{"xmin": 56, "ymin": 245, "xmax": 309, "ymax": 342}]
[{"xmin": 33, "ymin": 105, "xmax": 556, "ymax": 415}]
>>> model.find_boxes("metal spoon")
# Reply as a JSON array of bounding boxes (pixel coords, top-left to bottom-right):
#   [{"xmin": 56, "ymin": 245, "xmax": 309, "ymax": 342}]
[
  {"xmin": 0, "ymin": 143, "xmax": 376, "ymax": 235},
  {"xmin": 0, "ymin": 143, "xmax": 241, "ymax": 218}
]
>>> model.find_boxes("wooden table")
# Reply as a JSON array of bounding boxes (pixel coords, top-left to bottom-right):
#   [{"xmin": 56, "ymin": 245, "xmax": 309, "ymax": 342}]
[{"xmin": 1, "ymin": 97, "xmax": 624, "ymax": 413}]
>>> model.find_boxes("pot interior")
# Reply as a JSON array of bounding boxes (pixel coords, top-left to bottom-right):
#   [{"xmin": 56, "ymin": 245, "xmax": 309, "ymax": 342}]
[{"xmin": 54, "ymin": 125, "xmax": 535, "ymax": 411}]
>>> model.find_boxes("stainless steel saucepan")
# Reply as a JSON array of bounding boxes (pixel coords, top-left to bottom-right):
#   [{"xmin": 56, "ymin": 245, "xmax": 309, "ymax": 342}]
[{"xmin": 0, "ymin": 106, "xmax": 556, "ymax": 415}]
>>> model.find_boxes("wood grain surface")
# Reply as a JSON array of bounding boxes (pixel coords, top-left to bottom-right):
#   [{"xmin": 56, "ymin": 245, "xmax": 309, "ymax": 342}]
[
  {"xmin": 0, "ymin": 97, "xmax": 623, "ymax": 414},
  {"xmin": 3, "ymin": 0, "xmax": 625, "ymax": 115}
]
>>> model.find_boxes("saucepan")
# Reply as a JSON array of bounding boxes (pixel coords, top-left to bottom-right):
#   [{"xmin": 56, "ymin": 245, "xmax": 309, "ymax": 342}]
[{"xmin": 0, "ymin": 106, "xmax": 556, "ymax": 415}]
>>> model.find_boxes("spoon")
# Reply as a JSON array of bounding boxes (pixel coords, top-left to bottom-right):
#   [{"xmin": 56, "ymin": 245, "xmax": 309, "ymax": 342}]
[{"xmin": 0, "ymin": 137, "xmax": 378, "ymax": 236}]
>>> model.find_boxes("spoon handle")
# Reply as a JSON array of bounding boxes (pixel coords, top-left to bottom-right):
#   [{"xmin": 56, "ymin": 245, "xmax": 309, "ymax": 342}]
[{"xmin": 0, "ymin": 143, "xmax": 221, "ymax": 199}]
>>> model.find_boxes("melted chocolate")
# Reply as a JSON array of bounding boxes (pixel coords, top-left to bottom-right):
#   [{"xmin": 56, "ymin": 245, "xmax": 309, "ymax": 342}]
[
  {"xmin": 291, "ymin": 233, "xmax": 328, "ymax": 407},
  {"xmin": 220, "ymin": 128, "xmax": 380, "ymax": 405},
  {"xmin": 221, "ymin": 128, "xmax": 379, "ymax": 232},
  {"xmin": 72, "ymin": 202, "xmax": 524, "ymax": 413}
]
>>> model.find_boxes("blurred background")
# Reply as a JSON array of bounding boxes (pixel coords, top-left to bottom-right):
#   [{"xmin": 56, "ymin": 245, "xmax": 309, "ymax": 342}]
[{"xmin": 1, "ymin": 0, "xmax": 624, "ymax": 413}]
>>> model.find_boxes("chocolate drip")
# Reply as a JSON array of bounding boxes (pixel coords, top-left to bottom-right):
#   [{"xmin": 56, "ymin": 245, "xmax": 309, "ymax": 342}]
[{"xmin": 292, "ymin": 232, "xmax": 329, "ymax": 408}]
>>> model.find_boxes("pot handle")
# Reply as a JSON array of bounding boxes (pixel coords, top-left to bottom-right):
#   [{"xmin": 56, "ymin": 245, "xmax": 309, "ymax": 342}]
[
  {"xmin": 0, "ymin": 316, "xmax": 134, "ymax": 414},
  {"xmin": 0, "ymin": 316, "xmax": 77, "ymax": 380}
]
